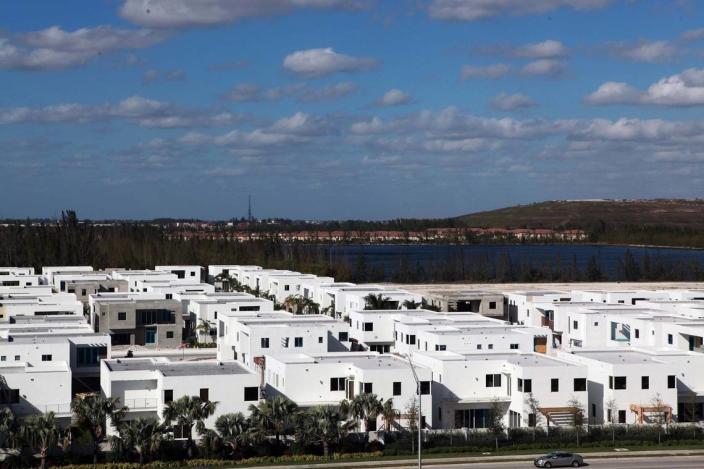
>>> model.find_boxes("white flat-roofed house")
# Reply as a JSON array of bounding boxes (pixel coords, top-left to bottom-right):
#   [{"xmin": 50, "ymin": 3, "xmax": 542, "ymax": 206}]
[
  {"xmin": 101, "ymin": 357, "xmax": 260, "ymax": 435},
  {"xmin": 317, "ymin": 283, "xmax": 356, "ymax": 316},
  {"xmin": 264, "ymin": 352, "xmax": 432, "ymax": 430},
  {"xmin": 506, "ymin": 291, "xmax": 571, "ymax": 326},
  {"xmin": 0, "ymin": 273, "xmax": 42, "ymax": 288},
  {"xmin": 188, "ymin": 294, "xmax": 274, "ymax": 343},
  {"xmin": 409, "ymin": 325, "xmax": 551, "ymax": 356},
  {"xmin": 422, "ymin": 290, "xmax": 505, "ymax": 318},
  {"xmin": 558, "ymin": 349, "xmax": 679, "ymax": 425},
  {"xmin": 217, "ymin": 312, "xmax": 351, "ymax": 370},
  {"xmin": 298, "ymin": 276, "xmax": 336, "ymax": 303},
  {"xmin": 0, "ymin": 360, "xmax": 72, "ymax": 421},
  {"xmin": 111, "ymin": 270, "xmax": 178, "ymax": 293},
  {"xmin": 0, "ymin": 294, "xmax": 83, "ymax": 323},
  {"xmin": 155, "ymin": 265, "xmax": 203, "ymax": 281},
  {"xmin": 336, "ymin": 286, "xmax": 422, "ymax": 317},
  {"xmin": 41, "ymin": 266, "xmax": 94, "ymax": 286},
  {"xmin": 651, "ymin": 351, "xmax": 704, "ymax": 422},
  {"xmin": 412, "ymin": 351, "xmax": 589, "ymax": 430},
  {"xmin": 0, "ymin": 267, "xmax": 35, "ymax": 276}
]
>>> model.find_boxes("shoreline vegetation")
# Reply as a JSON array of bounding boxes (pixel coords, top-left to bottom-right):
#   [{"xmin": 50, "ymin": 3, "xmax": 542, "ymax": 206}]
[{"xmin": 2, "ymin": 211, "xmax": 704, "ymax": 283}]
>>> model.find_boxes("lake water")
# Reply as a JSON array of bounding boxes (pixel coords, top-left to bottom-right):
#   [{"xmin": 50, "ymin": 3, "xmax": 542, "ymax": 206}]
[{"xmin": 324, "ymin": 244, "xmax": 704, "ymax": 281}]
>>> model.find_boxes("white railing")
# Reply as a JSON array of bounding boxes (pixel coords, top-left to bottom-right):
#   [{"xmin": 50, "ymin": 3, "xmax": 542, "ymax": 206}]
[{"xmin": 122, "ymin": 398, "xmax": 159, "ymax": 410}]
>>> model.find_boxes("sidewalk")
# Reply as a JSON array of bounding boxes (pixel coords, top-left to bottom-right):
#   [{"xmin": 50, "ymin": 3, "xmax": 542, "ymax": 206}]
[{"xmin": 242, "ymin": 448, "xmax": 704, "ymax": 469}]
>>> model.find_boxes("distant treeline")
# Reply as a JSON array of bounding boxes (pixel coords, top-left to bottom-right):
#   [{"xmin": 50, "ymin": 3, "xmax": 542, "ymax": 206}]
[{"xmin": 1, "ymin": 211, "xmax": 704, "ymax": 283}]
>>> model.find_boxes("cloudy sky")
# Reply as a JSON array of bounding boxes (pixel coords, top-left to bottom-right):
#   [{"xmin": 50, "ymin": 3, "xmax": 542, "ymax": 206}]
[{"xmin": 1, "ymin": 0, "xmax": 703, "ymax": 220}]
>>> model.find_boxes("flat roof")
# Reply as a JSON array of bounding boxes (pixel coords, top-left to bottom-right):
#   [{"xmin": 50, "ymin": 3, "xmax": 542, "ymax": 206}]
[
  {"xmin": 269, "ymin": 352, "xmax": 412, "ymax": 370},
  {"xmin": 104, "ymin": 358, "xmax": 253, "ymax": 376},
  {"xmin": 570, "ymin": 350, "xmax": 665, "ymax": 365}
]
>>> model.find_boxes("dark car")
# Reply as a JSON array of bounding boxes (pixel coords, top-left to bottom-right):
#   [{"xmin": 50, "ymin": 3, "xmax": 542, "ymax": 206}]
[{"xmin": 534, "ymin": 451, "xmax": 584, "ymax": 467}]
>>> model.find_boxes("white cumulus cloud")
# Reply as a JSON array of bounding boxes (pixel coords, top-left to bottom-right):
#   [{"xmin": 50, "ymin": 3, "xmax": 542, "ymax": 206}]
[
  {"xmin": 585, "ymin": 69, "xmax": 704, "ymax": 106},
  {"xmin": 283, "ymin": 48, "xmax": 377, "ymax": 77}
]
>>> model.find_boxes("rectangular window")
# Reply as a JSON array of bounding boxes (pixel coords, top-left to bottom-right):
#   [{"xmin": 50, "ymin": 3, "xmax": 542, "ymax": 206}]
[
  {"xmin": 338, "ymin": 332, "xmax": 348, "ymax": 342},
  {"xmin": 668, "ymin": 334, "xmax": 673, "ymax": 345},
  {"xmin": 573, "ymin": 320, "xmax": 578, "ymax": 330},
  {"xmin": 294, "ymin": 337, "xmax": 303, "ymax": 347},
  {"xmin": 318, "ymin": 336, "xmax": 323, "ymax": 343},
  {"xmin": 420, "ymin": 381, "xmax": 431, "ymax": 395},
  {"xmin": 528, "ymin": 413, "xmax": 536, "ymax": 427},
  {"xmin": 618, "ymin": 410, "xmax": 626, "ymax": 423},
  {"xmin": 489, "ymin": 301, "xmax": 497, "ymax": 309},
  {"xmin": 668, "ymin": 375, "xmax": 676, "ymax": 389},
  {"xmin": 14, "ymin": 355, "xmax": 19, "ymax": 361},
  {"xmin": 330, "ymin": 377, "xmax": 346, "ymax": 391},
  {"xmin": 164, "ymin": 390, "xmax": 173, "ymax": 403},
  {"xmin": 524, "ymin": 379, "xmax": 532, "ymax": 393},
  {"xmin": 199, "ymin": 388, "xmax": 209, "ymax": 401},
  {"xmin": 642, "ymin": 376, "xmax": 649, "ymax": 389},
  {"xmin": 517, "ymin": 378, "xmax": 523, "ymax": 392},
  {"xmin": 261, "ymin": 338, "xmax": 270, "ymax": 348},
  {"xmin": 284, "ymin": 285, "xmax": 290, "ymax": 291},
  {"xmin": 81, "ymin": 289, "xmax": 87, "ymax": 296},
  {"xmin": 406, "ymin": 334, "xmax": 416, "ymax": 345},
  {"xmin": 166, "ymin": 331, "xmax": 174, "ymax": 339},
  {"xmin": 609, "ymin": 376, "xmax": 613, "ymax": 389},
  {"xmin": 435, "ymin": 344, "xmax": 447, "ymax": 351},
  {"xmin": 118, "ymin": 312, "xmax": 127, "ymax": 320},
  {"xmin": 393, "ymin": 382, "xmax": 402, "ymax": 396},
  {"xmin": 41, "ymin": 354, "xmax": 52, "ymax": 361},
  {"xmin": 488, "ymin": 344, "xmax": 493, "ymax": 350},
  {"xmin": 363, "ymin": 382, "xmax": 373, "ymax": 394},
  {"xmin": 574, "ymin": 378, "xmax": 587, "ymax": 392},
  {"xmin": 486, "ymin": 374, "xmax": 502, "ymax": 388},
  {"xmin": 510, "ymin": 343, "xmax": 519, "ymax": 350},
  {"xmin": 635, "ymin": 329, "xmax": 640, "ymax": 339},
  {"xmin": 0, "ymin": 389, "xmax": 20, "ymax": 405},
  {"xmin": 477, "ymin": 344, "xmax": 482, "ymax": 350},
  {"xmin": 363, "ymin": 322, "xmax": 374, "ymax": 332},
  {"xmin": 551, "ymin": 378, "xmax": 559, "ymax": 392},
  {"xmin": 614, "ymin": 376, "xmax": 627, "ymax": 390},
  {"xmin": 244, "ymin": 387, "xmax": 259, "ymax": 401}
]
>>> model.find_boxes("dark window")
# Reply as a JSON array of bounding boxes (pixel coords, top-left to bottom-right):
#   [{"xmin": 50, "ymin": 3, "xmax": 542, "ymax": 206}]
[
  {"xmin": 528, "ymin": 413, "xmax": 536, "ymax": 427},
  {"xmin": 318, "ymin": 336, "xmax": 323, "ymax": 343},
  {"xmin": 0, "ymin": 389, "xmax": 20, "ymax": 404},
  {"xmin": 406, "ymin": 334, "xmax": 416, "ymax": 345},
  {"xmin": 476, "ymin": 344, "xmax": 482, "ymax": 350},
  {"xmin": 363, "ymin": 322, "xmax": 374, "ymax": 332},
  {"xmin": 510, "ymin": 343, "xmax": 519, "ymax": 350},
  {"xmin": 294, "ymin": 337, "xmax": 303, "ymax": 347},
  {"xmin": 573, "ymin": 320, "xmax": 578, "ymax": 330},
  {"xmin": 81, "ymin": 289, "xmax": 87, "ymax": 296},
  {"xmin": 261, "ymin": 338, "xmax": 269, "ymax": 348},
  {"xmin": 614, "ymin": 376, "xmax": 627, "ymax": 390},
  {"xmin": 574, "ymin": 378, "xmax": 587, "ymax": 392},
  {"xmin": 77, "ymin": 346, "xmax": 107, "ymax": 366},
  {"xmin": 330, "ymin": 377, "xmax": 346, "ymax": 391},
  {"xmin": 517, "ymin": 378, "xmax": 523, "ymax": 392},
  {"xmin": 363, "ymin": 382, "xmax": 373, "ymax": 394},
  {"xmin": 136, "ymin": 309, "xmax": 175, "ymax": 325},
  {"xmin": 239, "ymin": 306, "xmax": 260, "ymax": 312},
  {"xmin": 41, "ymin": 354, "xmax": 52, "ymax": 361},
  {"xmin": 668, "ymin": 375, "xmax": 676, "ymax": 389},
  {"xmin": 551, "ymin": 378, "xmax": 559, "ymax": 392},
  {"xmin": 338, "ymin": 332, "xmax": 348, "ymax": 341},
  {"xmin": 166, "ymin": 331, "xmax": 174, "ymax": 339},
  {"xmin": 420, "ymin": 381, "xmax": 431, "ymax": 395},
  {"xmin": 609, "ymin": 376, "xmax": 613, "ymax": 389},
  {"xmin": 166, "ymin": 293, "xmax": 173, "ymax": 300},
  {"xmin": 486, "ymin": 374, "xmax": 502, "ymax": 388},
  {"xmin": 244, "ymin": 387, "xmax": 259, "ymax": 401},
  {"xmin": 393, "ymin": 382, "xmax": 402, "ymax": 396},
  {"xmin": 190, "ymin": 271, "xmax": 196, "ymax": 277},
  {"xmin": 284, "ymin": 285, "xmax": 290, "ymax": 291},
  {"xmin": 164, "ymin": 390, "xmax": 173, "ymax": 403},
  {"xmin": 642, "ymin": 376, "xmax": 650, "ymax": 390},
  {"xmin": 118, "ymin": 312, "xmax": 127, "ymax": 320},
  {"xmin": 489, "ymin": 301, "xmax": 497, "ymax": 309},
  {"xmin": 435, "ymin": 344, "xmax": 446, "ymax": 351},
  {"xmin": 668, "ymin": 334, "xmax": 673, "ymax": 345},
  {"xmin": 199, "ymin": 388, "xmax": 209, "ymax": 401},
  {"xmin": 618, "ymin": 410, "xmax": 626, "ymax": 423},
  {"xmin": 524, "ymin": 379, "xmax": 532, "ymax": 393},
  {"xmin": 635, "ymin": 329, "xmax": 640, "ymax": 339}
]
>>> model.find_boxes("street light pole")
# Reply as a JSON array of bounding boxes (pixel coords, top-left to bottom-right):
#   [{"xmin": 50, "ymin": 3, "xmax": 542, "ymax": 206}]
[{"xmin": 406, "ymin": 354, "xmax": 422, "ymax": 469}]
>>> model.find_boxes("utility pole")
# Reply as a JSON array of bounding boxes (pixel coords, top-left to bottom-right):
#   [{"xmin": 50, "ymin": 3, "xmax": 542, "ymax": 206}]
[
  {"xmin": 406, "ymin": 354, "xmax": 422, "ymax": 469},
  {"xmin": 247, "ymin": 195, "xmax": 252, "ymax": 222}
]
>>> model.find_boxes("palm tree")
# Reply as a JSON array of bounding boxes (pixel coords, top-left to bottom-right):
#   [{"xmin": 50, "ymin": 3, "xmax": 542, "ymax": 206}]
[
  {"xmin": 20, "ymin": 412, "xmax": 62, "ymax": 469},
  {"xmin": 195, "ymin": 318, "xmax": 214, "ymax": 342},
  {"xmin": 381, "ymin": 398, "xmax": 398, "ymax": 432},
  {"xmin": 71, "ymin": 394, "xmax": 127, "ymax": 465},
  {"xmin": 114, "ymin": 418, "xmax": 167, "ymax": 465},
  {"xmin": 296, "ymin": 406, "xmax": 352, "ymax": 458},
  {"xmin": 402, "ymin": 299, "xmax": 421, "ymax": 310},
  {"xmin": 364, "ymin": 293, "xmax": 394, "ymax": 310},
  {"xmin": 0, "ymin": 407, "xmax": 17, "ymax": 449},
  {"xmin": 248, "ymin": 395, "xmax": 298, "ymax": 444},
  {"xmin": 162, "ymin": 395, "xmax": 217, "ymax": 458},
  {"xmin": 213, "ymin": 412, "xmax": 250, "ymax": 457},
  {"xmin": 350, "ymin": 393, "xmax": 383, "ymax": 433}
]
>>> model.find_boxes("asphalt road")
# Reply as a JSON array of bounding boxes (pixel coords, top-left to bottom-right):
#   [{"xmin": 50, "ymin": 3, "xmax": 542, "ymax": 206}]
[{"xmin": 375, "ymin": 455, "xmax": 704, "ymax": 469}]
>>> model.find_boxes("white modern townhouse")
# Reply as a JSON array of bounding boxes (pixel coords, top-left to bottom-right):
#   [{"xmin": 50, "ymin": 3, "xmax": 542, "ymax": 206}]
[
  {"xmin": 216, "ymin": 311, "xmax": 351, "ymax": 370},
  {"xmin": 0, "ymin": 292, "xmax": 83, "ymax": 323},
  {"xmin": 412, "ymin": 351, "xmax": 589, "ymax": 430},
  {"xmin": 506, "ymin": 290, "xmax": 572, "ymax": 325},
  {"xmin": 101, "ymin": 357, "xmax": 260, "ymax": 436},
  {"xmin": 0, "ymin": 267, "xmax": 35, "ymax": 276},
  {"xmin": 207, "ymin": 265, "xmax": 262, "ymax": 286},
  {"xmin": 155, "ymin": 265, "xmax": 203, "ymax": 282},
  {"xmin": 187, "ymin": 293, "xmax": 274, "ymax": 343},
  {"xmin": 264, "ymin": 351, "xmax": 432, "ymax": 430},
  {"xmin": 335, "ymin": 285, "xmax": 423, "ymax": 317}
]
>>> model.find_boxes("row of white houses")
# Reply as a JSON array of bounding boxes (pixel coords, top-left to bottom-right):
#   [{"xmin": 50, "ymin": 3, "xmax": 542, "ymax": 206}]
[{"xmin": 2, "ymin": 265, "xmax": 704, "ymax": 435}]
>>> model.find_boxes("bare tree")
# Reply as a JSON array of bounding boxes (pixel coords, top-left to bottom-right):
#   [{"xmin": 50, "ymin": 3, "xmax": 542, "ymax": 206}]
[
  {"xmin": 525, "ymin": 392, "xmax": 542, "ymax": 442},
  {"xmin": 650, "ymin": 393, "xmax": 670, "ymax": 445},
  {"xmin": 488, "ymin": 398, "xmax": 506, "ymax": 451},
  {"xmin": 405, "ymin": 397, "xmax": 418, "ymax": 455},
  {"xmin": 605, "ymin": 399, "xmax": 618, "ymax": 446},
  {"xmin": 566, "ymin": 397, "xmax": 585, "ymax": 447}
]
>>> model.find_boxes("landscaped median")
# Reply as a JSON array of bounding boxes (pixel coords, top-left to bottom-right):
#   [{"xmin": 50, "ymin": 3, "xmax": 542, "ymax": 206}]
[{"xmin": 50, "ymin": 446, "xmax": 704, "ymax": 469}]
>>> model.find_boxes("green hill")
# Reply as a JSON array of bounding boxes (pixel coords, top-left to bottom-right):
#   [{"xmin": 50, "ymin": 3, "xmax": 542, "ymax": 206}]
[{"xmin": 457, "ymin": 199, "xmax": 704, "ymax": 230}]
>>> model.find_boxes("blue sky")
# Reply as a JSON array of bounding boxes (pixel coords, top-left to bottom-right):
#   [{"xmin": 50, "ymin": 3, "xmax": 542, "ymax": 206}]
[{"xmin": 1, "ymin": 0, "xmax": 703, "ymax": 220}]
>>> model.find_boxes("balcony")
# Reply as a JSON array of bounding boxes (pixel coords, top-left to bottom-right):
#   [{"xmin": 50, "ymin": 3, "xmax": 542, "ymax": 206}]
[{"xmin": 122, "ymin": 389, "xmax": 159, "ymax": 411}]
